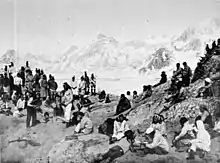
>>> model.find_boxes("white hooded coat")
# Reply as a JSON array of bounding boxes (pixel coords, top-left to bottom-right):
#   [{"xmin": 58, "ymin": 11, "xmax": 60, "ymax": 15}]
[{"xmin": 190, "ymin": 120, "xmax": 211, "ymax": 152}]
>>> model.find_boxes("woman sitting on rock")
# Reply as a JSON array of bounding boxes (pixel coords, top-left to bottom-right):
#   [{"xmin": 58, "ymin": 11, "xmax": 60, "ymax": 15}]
[
  {"xmin": 115, "ymin": 94, "xmax": 131, "ymax": 115},
  {"xmin": 187, "ymin": 119, "xmax": 211, "ymax": 160},
  {"xmin": 150, "ymin": 114, "xmax": 167, "ymax": 137},
  {"xmin": 74, "ymin": 112, "xmax": 93, "ymax": 135},
  {"xmin": 110, "ymin": 114, "xmax": 130, "ymax": 144},
  {"xmin": 172, "ymin": 117, "xmax": 196, "ymax": 152}
]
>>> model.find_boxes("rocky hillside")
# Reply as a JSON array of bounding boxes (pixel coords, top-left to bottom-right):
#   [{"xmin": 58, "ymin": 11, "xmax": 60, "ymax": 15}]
[{"xmin": 1, "ymin": 55, "xmax": 220, "ymax": 163}]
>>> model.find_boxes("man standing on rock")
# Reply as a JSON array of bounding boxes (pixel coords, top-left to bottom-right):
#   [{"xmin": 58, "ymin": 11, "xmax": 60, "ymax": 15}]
[{"xmin": 182, "ymin": 62, "xmax": 192, "ymax": 87}]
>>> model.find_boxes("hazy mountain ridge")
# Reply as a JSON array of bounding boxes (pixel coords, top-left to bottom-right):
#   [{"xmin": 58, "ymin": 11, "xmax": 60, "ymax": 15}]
[{"xmin": 1, "ymin": 17, "xmax": 220, "ymax": 76}]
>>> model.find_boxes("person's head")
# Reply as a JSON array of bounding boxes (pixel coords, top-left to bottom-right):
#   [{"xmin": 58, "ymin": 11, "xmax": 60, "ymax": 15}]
[
  {"xmin": 21, "ymin": 66, "xmax": 25, "ymax": 71},
  {"xmin": 161, "ymin": 71, "xmax": 166, "ymax": 77},
  {"xmin": 17, "ymin": 73, "xmax": 21, "ymax": 78},
  {"xmin": 145, "ymin": 127, "xmax": 156, "ymax": 139},
  {"xmin": 120, "ymin": 94, "xmax": 125, "ymax": 99},
  {"xmin": 183, "ymin": 62, "xmax": 187, "ymax": 67},
  {"xmin": 72, "ymin": 76, "xmax": 75, "ymax": 81},
  {"xmin": 76, "ymin": 112, "xmax": 84, "ymax": 122},
  {"xmin": 26, "ymin": 61, "xmax": 29, "ymax": 67},
  {"xmin": 63, "ymin": 82, "xmax": 71, "ymax": 91},
  {"xmin": 43, "ymin": 74, "xmax": 47, "ymax": 80},
  {"xmin": 127, "ymin": 91, "xmax": 131, "ymax": 96},
  {"xmin": 49, "ymin": 74, "xmax": 52, "ymax": 79},
  {"xmin": 124, "ymin": 130, "xmax": 135, "ymax": 143},
  {"xmin": 179, "ymin": 117, "xmax": 188, "ymax": 128},
  {"xmin": 176, "ymin": 63, "xmax": 180, "ymax": 69},
  {"xmin": 143, "ymin": 85, "xmax": 148, "ymax": 92},
  {"xmin": 91, "ymin": 73, "xmax": 95, "ymax": 79},
  {"xmin": 117, "ymin": 114, "xmax": 128, "ymax": 123},
  {"xmin": 133, "ymin": 90, "xmax": 137, "ymax": 96}
]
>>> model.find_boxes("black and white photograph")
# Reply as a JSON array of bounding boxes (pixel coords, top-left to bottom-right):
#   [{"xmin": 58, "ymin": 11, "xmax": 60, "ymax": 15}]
[{"xmin": 0, "ymin": 0, "xmax": 220, "ymax": 162}]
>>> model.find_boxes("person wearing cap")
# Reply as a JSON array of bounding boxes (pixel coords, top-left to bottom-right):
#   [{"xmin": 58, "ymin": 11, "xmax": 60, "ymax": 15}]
[
  {"xmin": 141, "ymin": 127, "xmax": 169, "ymax": 155},
  {"xmin": 62, "ymin": 82, "xmax": 73, "ymax": 128},
  {"xmin": 153, "ymin": 71, "xmax": 167, "ymax": 88},
  {"xmin": 74, "ymin": 112, "xmax": 93, "ymax": 135}
]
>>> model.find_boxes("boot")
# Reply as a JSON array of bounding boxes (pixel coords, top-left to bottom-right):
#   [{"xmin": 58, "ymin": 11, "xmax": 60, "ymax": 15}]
[{"xmin": 186, "ymin": 149, "xmax": 195, "ymax": 160}]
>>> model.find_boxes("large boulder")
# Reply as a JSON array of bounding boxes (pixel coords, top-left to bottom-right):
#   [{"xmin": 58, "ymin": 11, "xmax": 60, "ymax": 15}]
[{"xmin": 48, "ymin": 134, "xmax": 110, "ymax": 163}]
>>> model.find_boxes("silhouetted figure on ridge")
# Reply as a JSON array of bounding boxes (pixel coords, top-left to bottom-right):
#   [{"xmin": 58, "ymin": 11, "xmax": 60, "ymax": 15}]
[
  {"xmin": 191, "ymin": 62, "xmax": 205, "ymax": 83},
  {"xmin": 153, "ymin": 71, "xmax": 167, "ymax": 88}
]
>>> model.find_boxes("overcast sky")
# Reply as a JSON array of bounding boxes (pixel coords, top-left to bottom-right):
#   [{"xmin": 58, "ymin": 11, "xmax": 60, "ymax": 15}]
[{"xmin": 0, "ymin": 0, "xmax": 219, "ymax": 56}]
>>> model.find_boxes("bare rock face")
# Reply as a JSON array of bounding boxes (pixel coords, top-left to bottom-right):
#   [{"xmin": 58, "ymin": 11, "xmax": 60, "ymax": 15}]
[{"xmin": 48, "ymin": 134, "xmax": 110, "ymax": 163}]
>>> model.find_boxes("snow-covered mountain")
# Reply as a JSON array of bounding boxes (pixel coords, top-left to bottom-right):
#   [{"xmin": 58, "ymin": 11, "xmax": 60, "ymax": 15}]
[{"xmin": 1, "ymin": 17, "xmax": 220, "ymax": 77}]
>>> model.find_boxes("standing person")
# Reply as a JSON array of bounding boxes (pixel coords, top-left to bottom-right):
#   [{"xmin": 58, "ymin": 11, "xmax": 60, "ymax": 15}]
[
  {"xmin": 47, "ymin": 74, "xmax": 53, "ymax": 101},
  {"xmin": 9, "ymin": 73, "xmax": 14, "ymax": 97},
  {"xmin": 70, "ymin": 76, "xmax": 78, "ymax": 96},
  {"xmin": 25, "ymin": 70, "xmax": 34, "ymax": 93},
  {"xmin": 90, "ymin": 73, "xmax": 96, "ymax": 95},
  {"xmin": 3, "ymin": 73, "xmax": 10, "ymax": 97},
  {"xmin": 20, "ymin": 66, "xmax": 25, "ymax": 88},
  {"xmin": 182, "ymin": 62, "xmax": 192, "ymax": 87},
  {"xmin": 84, "ymin": 71, "xmax": 90, "ymax": 95},
  {"xmin": 14, "ymin": 73, "xmax": 22, "ymax": 96},
  {"xmin": 78, "ymin": 76, "xmax": 86, "ymax": 97},
  {"xmin": 0, "ymin": 74, "xmax": 4, "ymax": 97},
  {"xmin": 61, "ymin": 82, "xmax": 73, "ymax": 128},
  {"xmin": 40, "ymin": 74, "xmax": 48, "ymax": 101},
  {"xmin": 25, "ymin": 61, "xmax": 31, "ymax": 72},
  {"xmin": 49, "ymin": 76, "xmax": 58, "ymax": 101},
  {"xmin": 26, "ymin": 92, "xmax": 37, "ymax": 128},
  {"xmin": 33, "ymin": 78, "xmax": 41, "ymax": 94}
]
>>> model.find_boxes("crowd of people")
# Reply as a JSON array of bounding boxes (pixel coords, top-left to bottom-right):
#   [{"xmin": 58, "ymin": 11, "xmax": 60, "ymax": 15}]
[
  {"xmin": 0, "ymin": 61, "xmax": 97, "ymax": 128},
  {"xmin": 0, "ymin": 38, "xmax": 220, "ymax": 163}
]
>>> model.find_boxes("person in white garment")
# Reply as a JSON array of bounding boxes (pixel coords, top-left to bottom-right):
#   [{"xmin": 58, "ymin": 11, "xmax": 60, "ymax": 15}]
[
  {"xmin": 110, "ymin": 114, "xmax": 130, "ymax": 144},
  {"xmin": 187, "ymin": 119, "xmax": 211, "ymax": 160},
  {"xmin": 70, "ymin": 76, "xmax": 78, "ymax": 95},
  {"xmin": 74, "ymin": 112, "xmax": 93, "ymax": 135},
  {"xmin": 141, "ymin": 127, "xmax": 169, "ymax": 155},
  {"xmin": 173, "ymin": 117, "xmax": 196, "ymax": 151},
  {"xmin": 61, "ymin": 82, "xmax": 73, "ymax": 128}
]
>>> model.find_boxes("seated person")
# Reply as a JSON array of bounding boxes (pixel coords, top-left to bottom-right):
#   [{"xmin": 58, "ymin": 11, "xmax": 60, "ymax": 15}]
[
  {"xmin": 197, "ymin": 78, "xmax": 213, "ymax": 98},
  {"xmin": 13, "ymin": 108, "xmax": 24, "ymax": 118},
  {"xmin": 95, "ymin": 130, "xmax": 136, "ymax": 163},
  {"xmin": 153, "ymin": 71, "xmax": 167, "ymax": 88},
  {"xmin": 187, "ymin": 120, "xmax": 211, "ymax": 160},
  {"xmin": 132, "ymin": 91, "xmax": 138, "ymax": 101},
  {"xmin": 150, "ymin": 114, "xmax": 167, "ymax": 137},
  {"xmin": 99, "ymin": 90, "xmax": 106, "ymax": 102},
  {"xmin": 105, "ymin": 94, "xmax": 111, "ymax": 103},
  {"xmin": 173, "ymin": 117, "xmax": 196, "ymax": 152},
  {"xmin": 15, "ymin": 94, "xmax": 25, "ymax": 111},
  {"xmin": 115, "ymin": 94, "xmax": 131, "ymax": 115},
  {"xmin": 74, "ymin": 112, "xmax": 93, "ymax": 135},
  {"xmin": 139, "ymin": 127, "xmax": 169, "ymax": 155},
  {"xmin": 191, "ymin": 63, "xmax": 205, "ymax": 83},
  {"xmin": 199, "ymin": 105, "xmax": 213, "ymax": 130},
  {"xmin": 135, "ymin": 85, "xmax": 152, "ymax": 103},
  {"xmin": 110, "ymin": 114, "xmax": 130, "ymax": 143},
  {"xmin": 98, "ymin": 118, "xmax": 115, "ymax": 137},
  {"xmin": 213, "ymin": 112, "xmax": 220, "ymax": 133}
]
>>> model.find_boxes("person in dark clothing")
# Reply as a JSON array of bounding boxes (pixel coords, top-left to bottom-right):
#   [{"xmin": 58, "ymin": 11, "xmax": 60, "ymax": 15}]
[
  {"xmin": 212, "ymin": 41, "xmax": 217, "ymax": 52},
  {"xmin": 25, "ymin": 92, "xmax": 37, "ymax": 128},
  {"xmin": 84, "ymin": 71, "xmax": 90, "ymax": 95},
  {"xmin": 182, "ymin": 62, "xmax": 192, "ymax": 87},
  {"xmin": 20, "ymin": 66, "xmax": 25, "ymax": 87},
  {"xmin": 98, "ymin": 118, "xmax": 115, "ymax": 137},
  {"xmin": 105, "ymin": 94, "xmax": 111, "ymax": 103},
  {"xmin": 3, "ymin": 73, "xmax": 10, "ymax": 97},
  {"xmin": 33, "ymin": 78, "xmax": 41, "ymax": 94},
  {"xmin": 9, "ymin": 73, "xmax": 14, "ymax": 97},
  {"xmin": 153, "ymin": 71, "xmax": 167, "ymax": 88},
  {"xmin": 115, "ymin": 94, "xmax": 131, "ymax": 115},
  {"xmin": 49, "ymin": 76, "xmax": 58, "ymax": 102},
  {"xmin": 99, "ymin": 90, "xmax": 106, "ymax": 102},
  {"xmin": 173, "ymin": 63, "xmax": 183, "ymax": 79},
  {"xmin": 191, "ymin": 62, "xmax": 205, "ymax": 83},
  {"xmin": 205, "ymin": 44, "xmax": 211, "ymax": 55},
  {"xmin": 33, "ymin": 69, "xmax": 41, "ymax": 82}
]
